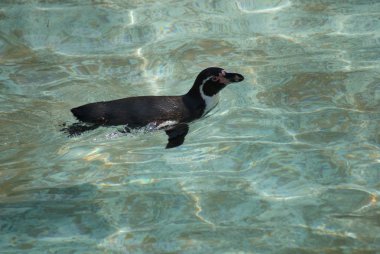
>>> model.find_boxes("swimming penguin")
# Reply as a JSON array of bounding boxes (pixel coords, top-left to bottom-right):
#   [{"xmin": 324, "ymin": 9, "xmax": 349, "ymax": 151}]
[{"xmin": 62, "ymin": 67, "xmax": 244, "ymax": 148}]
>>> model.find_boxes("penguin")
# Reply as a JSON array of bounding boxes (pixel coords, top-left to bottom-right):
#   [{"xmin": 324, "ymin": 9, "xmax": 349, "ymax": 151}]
[{"xmin": 62, "ymin": 67, "xmax": 244, "ymax": 148}]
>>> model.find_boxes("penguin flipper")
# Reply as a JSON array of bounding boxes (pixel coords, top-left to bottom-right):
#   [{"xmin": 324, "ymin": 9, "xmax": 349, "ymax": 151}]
[{"xmin": 165, "ymin": 123, "xmax": 189, "ymax": 149}]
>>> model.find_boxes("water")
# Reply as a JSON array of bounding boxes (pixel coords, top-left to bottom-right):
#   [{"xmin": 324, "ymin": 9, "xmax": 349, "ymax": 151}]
[{"xmin": 1, "ymin": 0, "xmax": 379, "ymax": 253}]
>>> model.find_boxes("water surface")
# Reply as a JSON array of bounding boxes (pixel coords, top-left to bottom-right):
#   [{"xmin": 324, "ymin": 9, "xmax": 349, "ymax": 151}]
[{"xmin": 1, "ymin": 0, "xmax": 379, "ymax": 253}]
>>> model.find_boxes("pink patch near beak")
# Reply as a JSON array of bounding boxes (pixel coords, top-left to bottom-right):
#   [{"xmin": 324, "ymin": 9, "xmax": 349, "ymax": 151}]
[{"xmin": 217, "ymin": 71, "xmax": 230, "ymax": 85}]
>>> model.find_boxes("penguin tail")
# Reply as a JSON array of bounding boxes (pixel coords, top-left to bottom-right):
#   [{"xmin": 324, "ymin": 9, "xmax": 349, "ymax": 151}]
[
  {"xmin": 71, "ymin": 105, "xmax": 98, "ymax": 123},
  {"xmin": 60, "ymin": 122, "xmax": 100, "ymax": 137}
]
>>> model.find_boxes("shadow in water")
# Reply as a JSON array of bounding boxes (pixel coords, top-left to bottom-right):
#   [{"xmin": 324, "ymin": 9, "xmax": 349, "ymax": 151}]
[{"xmin": 0, "ymin": 183, "xmax": 114, "ymax": 252}]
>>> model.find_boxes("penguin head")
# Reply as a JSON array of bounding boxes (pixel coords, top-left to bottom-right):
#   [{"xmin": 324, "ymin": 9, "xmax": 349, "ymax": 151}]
[{"xmin": 190, "ymin": 67, "xmax": 244, "ymax": 97}]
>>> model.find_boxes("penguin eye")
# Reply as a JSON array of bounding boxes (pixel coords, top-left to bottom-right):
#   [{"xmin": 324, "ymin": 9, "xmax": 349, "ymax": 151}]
[{"xmin": 211, "ymin": 76, "xmax": 218, "ymax": 82}]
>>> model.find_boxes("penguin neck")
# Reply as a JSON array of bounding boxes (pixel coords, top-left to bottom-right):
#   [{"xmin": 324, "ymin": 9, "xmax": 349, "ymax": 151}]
[
  {"xmin": 184, "ymin": 77, "xmax": 220, "ymax": 116},
  {"xmin": 185, "ymin": 75, "xmax": 205, "ymax": 98},
  {"xmin": 199, "ymin": 81, "xmax": 220, "ymax": 116}
]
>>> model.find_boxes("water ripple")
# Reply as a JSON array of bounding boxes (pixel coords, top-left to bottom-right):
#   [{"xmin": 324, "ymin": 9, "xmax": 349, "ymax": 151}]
[{"xmin": 1, "ymin": 0, "xmax": 380, "ymax": 253}]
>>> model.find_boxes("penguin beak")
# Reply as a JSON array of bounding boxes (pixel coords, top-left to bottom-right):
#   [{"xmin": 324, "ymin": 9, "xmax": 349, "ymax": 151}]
[{"xmin": 224, "ymin": 72, "xmax": 244, "ymax": 83}]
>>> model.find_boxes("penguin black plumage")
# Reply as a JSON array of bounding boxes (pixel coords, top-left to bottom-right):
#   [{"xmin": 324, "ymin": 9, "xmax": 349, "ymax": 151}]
[{"xmin": 62, "ymin": 67, "xmax": 244, "ymax": 148}]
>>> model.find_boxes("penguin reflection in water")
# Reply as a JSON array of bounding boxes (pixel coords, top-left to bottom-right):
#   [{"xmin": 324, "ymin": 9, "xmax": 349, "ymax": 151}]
[{"xmin": 62, "ymin": 67, "xmax": 244, "ymax": 148}]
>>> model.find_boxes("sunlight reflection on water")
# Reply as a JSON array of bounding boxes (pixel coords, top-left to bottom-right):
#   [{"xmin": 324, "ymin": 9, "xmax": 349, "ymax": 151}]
[{"xmin": 0, "ymin": 0, "xmax": 379, "ymax": 253}]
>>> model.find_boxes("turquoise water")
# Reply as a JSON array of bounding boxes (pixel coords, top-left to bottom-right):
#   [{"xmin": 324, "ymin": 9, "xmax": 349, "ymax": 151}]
[{"xmin": 1, "ymin": 0, "xmax": 380, "ymax": 253}]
